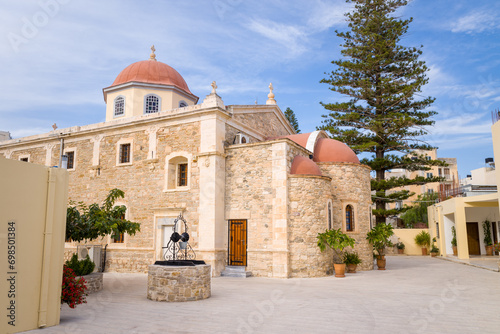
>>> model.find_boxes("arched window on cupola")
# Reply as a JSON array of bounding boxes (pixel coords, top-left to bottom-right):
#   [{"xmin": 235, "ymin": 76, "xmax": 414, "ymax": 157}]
[
  {"xmin": 144, "ymin": 94, "xmax": 160, "ymax": 114},
  {"xmin": 114, "ymin": 96, "xmax": 125, "ymax": 117}
]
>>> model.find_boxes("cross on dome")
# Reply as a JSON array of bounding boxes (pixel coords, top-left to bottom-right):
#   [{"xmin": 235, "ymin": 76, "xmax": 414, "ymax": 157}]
[{"xmin": 150, "ymin": 45, "xmax": 156, "ymax": 61}]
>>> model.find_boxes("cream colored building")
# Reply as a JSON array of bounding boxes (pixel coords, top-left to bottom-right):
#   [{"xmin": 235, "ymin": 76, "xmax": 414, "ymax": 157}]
[
  {"xmin": 386, "ymin": 149, "xmax": 458, "ymax": 205},
  {"xmin": 0, "ymin": 49, "xmax": 373, "ymax": 277},
  {"xmin": 428, "ymin": 121, "xmax": 500, "ymax": 259}
]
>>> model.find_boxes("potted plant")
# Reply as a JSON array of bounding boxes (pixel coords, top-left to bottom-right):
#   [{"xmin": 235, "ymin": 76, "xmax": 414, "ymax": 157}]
[
  {"xmin": 396, "ymin": 242, "xmax": 405, "ymax": 254},
  {"xmin": 483, "ymin": 220, "xmax": 494, "ymax": 256},
  {"xmin": 366, "ymin": 223, "xmax": 394, "ymax": 270},
  {"xmin": 430, "ymin": 237, "xmax": 439, "ymax": 257},
  {"xmin": 317, "ymin": 228, "xmax": 355, "ymax": 278},
  {"xmin": 414, "ymin": 230, "xmax": 431, "ymax": 255},
  {"xmin": 451, "ymin": 226, "xmax": 457, "ymax": 256},
  {"xmin": 343, "ymin": 251, "xmax": 362, "ymax": 273}
]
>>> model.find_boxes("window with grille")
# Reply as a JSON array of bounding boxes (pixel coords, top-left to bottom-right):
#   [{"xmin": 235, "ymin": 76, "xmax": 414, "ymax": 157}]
[
  {"xmin": 114, "ymin": 96, "xmax": 125, "ymax": 116},
  {"xmin": 346, "ymin": 205, "xmax": 354, "ymax": 232},
  {"xmin": 119, "ymin": 144, "xmax": 131, "ymax": 164},
  {"xmin": 66, "ymin": 151, "xmax": 75, "ymax": 169},
  {"xmin": 178, "ymin": 163, "xmax": 188, "ymax": 187},
  {"xmin": 145, "ymin": 95, "xmax": 159, "ymax": 114}
]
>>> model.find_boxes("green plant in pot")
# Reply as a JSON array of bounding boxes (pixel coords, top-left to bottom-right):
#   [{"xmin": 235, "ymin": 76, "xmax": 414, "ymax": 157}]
[
  {"xmin": 414, "ymin": 230, "xmax": 431, "ymax": 255},
  {"xmin": 451, "ymin": 226, "xmax": 457, "ymax": 256},
  {"xmin": 343, "ymin": 251, "xmax": 362, "ymax": 273},
  {"xmin": 430, "ymin": 237, "xmax": 439, "ymax": 257},
  {"xmin": 366, "ymin": 223, "xmax": 394, "ymax": 270},
  {"xmin": 483, "ymin": 220, "xmax": 494, "ymax": 256},
  {"xmin": 396, "ymin": 242, "xmax": 405, "ymax": 254},
  {"xmin": 317, "ymin": 228, "xmax": 355, "ymax": 278}
]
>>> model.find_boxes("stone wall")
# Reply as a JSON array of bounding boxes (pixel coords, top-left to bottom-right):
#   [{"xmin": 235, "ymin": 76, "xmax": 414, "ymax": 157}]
[
  {"xmin": 225, "ymin": 140, "xmax": 312, "ymax": 277},
  {"xmin": 319, "ymin": 162, "xmax": 374, "ymax": 271},
  {"xmin": 80, "ymin": 272, "xmax": 103, "ymax": 294},
  {"xmin": 147, "ymin": 264, "xmax": 211, "ymax": 302},
  {"xmin": 232, "ymin": 110, "xmax": 291, "ymax": 138},
  {"xmin": 288, "ymin": 175, "xmax": 334, "ymax": 277}
]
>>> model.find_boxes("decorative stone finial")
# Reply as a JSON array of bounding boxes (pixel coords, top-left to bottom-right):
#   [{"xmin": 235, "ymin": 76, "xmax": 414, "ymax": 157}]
[
  {"xmin": 266, "ymin": 82, "xmax": 276, "ymax": 105},
  {"xmin": 52, "ymin": 123, "xmax": 57, "ymax": 130},
  {"xmin": 150, "ymin": 45, "xmax": 156, "ymax": 61},
  {"xmin": 211, "ymin": 81, "xmax": 218, "ymax": 94}
]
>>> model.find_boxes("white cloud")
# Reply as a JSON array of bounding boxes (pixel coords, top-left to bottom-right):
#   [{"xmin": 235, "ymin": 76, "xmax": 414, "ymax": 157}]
[
  {"xmin": 450, "ymin": 10, "xmax": 499, "ymax": 34},
  {"xmin": 246, "ymin": 19, "xmax": 308, "ymax": 56},
  {"xmin": 306, "ymin": 0, "xmax": 351, "ymax": 31}
]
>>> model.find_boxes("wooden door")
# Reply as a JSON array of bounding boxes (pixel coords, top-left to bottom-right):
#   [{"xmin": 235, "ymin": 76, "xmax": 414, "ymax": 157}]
[
  {"xmin": 229, "ymin": 220, "xmax": 247, "ymax": 266},
  {"xmin": 466, "ymin": 222, "xmax": 480, "ymax": 255}
]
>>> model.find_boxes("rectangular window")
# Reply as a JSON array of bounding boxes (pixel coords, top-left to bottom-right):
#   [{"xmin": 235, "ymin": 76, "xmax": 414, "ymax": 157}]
[
  {"xmin": 119, "ymin": 144, "xmax": 131, "ymax": 164},
  {"xmin": 438, "ymin": 169, "xmax": 442, "ymax": 176},
  {"xmin": 66, "ymin": 151, "xmax": 74, "ymax": 169},
  {"xmin": 426, "ymin": 172, "xmax": 433, "ymax": 178},
  {"xmin": 436, "ymin": 223, "xmax": 440, "ymax": 238},
  {"xmin": 178, "ymin": 163, "xmax": 188, "ymax": 187},
  {"xmin": 112, "ymin": 233, "xmax": 124, "ymax": 243},
  {"xmin": 20, "ymin": 157, "xmax": 28, "ymax": 162}
]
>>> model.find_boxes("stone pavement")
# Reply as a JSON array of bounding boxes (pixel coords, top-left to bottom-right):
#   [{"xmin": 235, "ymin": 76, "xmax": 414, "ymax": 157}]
[
  {"xmin": 24, "ymin": 256, "xmax": 500, "ymax": 334},
  {"xmin": 438, "ymin": 255, "xmax": 500, "ymax": 272}
]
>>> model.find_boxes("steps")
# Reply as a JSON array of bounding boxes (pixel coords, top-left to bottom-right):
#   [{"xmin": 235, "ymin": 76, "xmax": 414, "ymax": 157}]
[{"xmin": 221, "ymin": 266, "xmax": 252, "ymax": 278}]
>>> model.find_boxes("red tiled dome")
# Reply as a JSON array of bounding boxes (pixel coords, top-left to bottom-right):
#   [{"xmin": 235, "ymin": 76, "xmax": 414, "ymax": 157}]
[
  {"xmin": 290, "ymin": 155, "xmax": 323, "ymax": 176},
  {"xmin": 110, "ymin": 60, "xmax": 194, "ymax": 96},
  {"xmin": 313, "ymin": 138, "xmax": 359, "ymax": 164}
]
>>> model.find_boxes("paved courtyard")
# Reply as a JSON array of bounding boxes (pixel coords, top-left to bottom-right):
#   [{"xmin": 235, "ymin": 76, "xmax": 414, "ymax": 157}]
[{"xmin": 26, "ymin": 256, "xmax": 500, "ymax": 334}]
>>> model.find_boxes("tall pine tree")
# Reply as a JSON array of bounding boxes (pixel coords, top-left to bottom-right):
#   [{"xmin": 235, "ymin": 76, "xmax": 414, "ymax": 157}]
[
  {"xmin": 319, "ymin": 0, "xmax": 444, "ymax": 224},
  {"xmin": 285, "ymin": 107, "xmax": 301, "ymax": 133}
]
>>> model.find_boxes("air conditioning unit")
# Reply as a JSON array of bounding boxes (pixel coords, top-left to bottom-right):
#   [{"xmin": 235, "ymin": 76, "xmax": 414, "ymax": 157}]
[
  {"xmin": 233, "ymin": 132, "xmax": 248, "ymax": 145},
  {"xmin": 77, "ymin": 245, "xmax": 102, "ymax": 273}
]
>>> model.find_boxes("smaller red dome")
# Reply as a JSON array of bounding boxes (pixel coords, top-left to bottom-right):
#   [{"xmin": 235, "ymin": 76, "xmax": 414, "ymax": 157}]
[
  {"xmin": 290, "ymin": 155, "xmax": 323, "ymax": 176},
  {"xmin": 313, "ymin": 138, "xmax": 359, "ymax": 164}
]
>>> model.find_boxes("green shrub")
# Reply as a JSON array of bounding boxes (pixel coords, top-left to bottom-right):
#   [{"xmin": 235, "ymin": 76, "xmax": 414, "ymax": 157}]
[
  {"xmin": 396, "ymin": 242, "xmax": 405, "ymax": 250},
  {"xmin": 451, "ymin": 226, "xmax": 457, "ymax": 247},
  {"xmin": 343, "ymin": 251, "xmax": 362, "ymax": 265},
  {"xmin": 65, "ymin": 253, "xmax": 95, "ymax": 276},
  {"xmin": 414, "ymin": 231, "xmax": 431, "ymax": 248}
]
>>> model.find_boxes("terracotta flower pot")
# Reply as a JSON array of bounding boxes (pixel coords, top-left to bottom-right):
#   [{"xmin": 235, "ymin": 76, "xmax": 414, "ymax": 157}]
[
  {"xmin": 333, "ymin": 263, "xmax": 346, "ymax": 278},
  {"xmin": 430, "ymin": 252, "xmax": 438, "ymax": 257},
  {"xmin": 397, "ymin": 249, "xmax": 404, "ymax": 254},
  {"xmin": 421, "ymin": 248, "xmax": 428, "ymax": 256},
  {"xmin": 346, "ymin": 264, "xmax": 357, "ymax": 273},
  {"xmin": 486, "ymin": 245, "xmax": 494, "ymax": 256},
  {"xmin": 376, "ymin": 256, "xmax": 386, "ymax": 270},
  {"xmin": 452, "ymin": 246, "xmax": 457, "ymax": 256}
]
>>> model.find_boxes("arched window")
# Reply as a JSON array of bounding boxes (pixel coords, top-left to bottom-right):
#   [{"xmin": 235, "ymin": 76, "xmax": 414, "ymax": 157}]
[
  {"xmin": 165, "ymin": 153, "xmax": 190, "ymax": 191},
  {"xmin": 179, "ymin": 100, "xmax": 188, "ymax": 108},
  {"xmin": 328, "ymin": 202, "xmax": 333, "ymax": 230},
  {"xmin": 114, "ymin": 96, "xmax": 125, "ymax": 117},
  {"xmin": 346, "ymin": 205, "xmax": 354, "ymax": 232},
  {"xmin": 144, "ymin": 94, "xmax": 160, "ymax": 114}
]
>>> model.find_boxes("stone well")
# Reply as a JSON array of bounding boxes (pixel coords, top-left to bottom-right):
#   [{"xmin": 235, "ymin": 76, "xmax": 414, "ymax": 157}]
[
  {"xmin": 79, "ymin": 272, "xmax": 103, "ymax": 294},
  {"xmin": 147, "ymin": 264, "xmax": 211, "ymax": 302}
]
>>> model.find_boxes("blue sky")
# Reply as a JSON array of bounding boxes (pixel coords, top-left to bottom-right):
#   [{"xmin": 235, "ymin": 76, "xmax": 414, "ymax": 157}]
[{"xmin": 1, "ymin": 0, "xmax": 499, "ymax": 178}]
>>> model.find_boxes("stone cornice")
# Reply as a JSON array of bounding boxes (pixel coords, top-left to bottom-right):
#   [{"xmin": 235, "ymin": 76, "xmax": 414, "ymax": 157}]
[
  {"xmin": 288, "ymin": 174, "xmax": 332, "ymax": 181},
  {"xmin": 0, "ymin": 106, "xmax": 231, "ymax": 150}
]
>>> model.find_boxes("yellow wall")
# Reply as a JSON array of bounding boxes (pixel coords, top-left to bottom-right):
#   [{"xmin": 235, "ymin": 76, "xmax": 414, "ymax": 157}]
[
  {"xmin": 0, "ymin": 156, "xmax": 68, "ymax": 333},
  {"xmin": 393, "ymin": 228, "xmax": 430, "ymax": 255},
  {"xmin": 105, "ymin": 86, "xmax": 197, "ymax": 121}
]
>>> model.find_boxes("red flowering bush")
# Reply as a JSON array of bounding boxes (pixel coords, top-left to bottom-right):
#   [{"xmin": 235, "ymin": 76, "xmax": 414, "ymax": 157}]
[{"xmin": 61, "ymin": 265, "xmax": 88, "ymax": 308}]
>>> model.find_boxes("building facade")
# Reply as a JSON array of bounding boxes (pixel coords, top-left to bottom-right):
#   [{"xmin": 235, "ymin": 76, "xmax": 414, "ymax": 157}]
[{"xmin": 0, "ymin": 51, "xmax": 373, "ymax": 277}]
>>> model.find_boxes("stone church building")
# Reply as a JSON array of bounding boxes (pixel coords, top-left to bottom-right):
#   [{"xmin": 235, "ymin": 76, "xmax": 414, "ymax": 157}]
[{"xmin": 0, "ymin": 49, "xmax": 373, "ymax": 277}]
